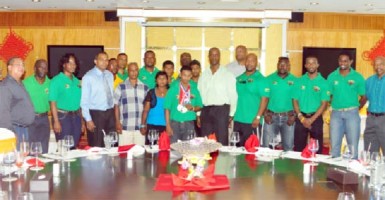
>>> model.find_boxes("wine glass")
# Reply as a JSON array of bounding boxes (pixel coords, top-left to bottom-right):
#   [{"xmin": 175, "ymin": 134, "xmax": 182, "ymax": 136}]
[
  {"xmin": 30, "ymin": 142, "xmax": 43, "ymax": 171},
  {"xmin": 16, "ymin": 192, "xmax": 34, "ymax": 200},
  {"xmin": 308, "ymin": 139, "xmax": 319, "ymax": 166},
  {"xmin": 359, "ymin": 150, "xmax": 371, "ymax": 166},
  {"xmin": 63, "ymin": 135, "xmax": 74, "ymax": 154},
  {"xmin": 147, "ymin": 129, "xmax": 159, "ymax": 149},
  {"xmin": 2, "ymin": 150, "xmax": 17, "ymax": 182},
  {"xmin": 186, "ymin": 130, "xmax": 196, "ymax": 140},
  {"xmin": 269, "ymin": 135, "xmax": 280, "ymax": 151},
  {"xmin": 370, "ymin": 152, "xmax": 383, "ymax": 166},
  {"xmin": 103, "ymin": 134, "xmax": 112, "ymax": 150},
  {"xmin": 14, "ymin": 150, "xmax": 25, "ymax": 175},
  {"xmin": 109, "ymin": 131, "xmax": 118, "ymax": 148},
  {"xmin": 342, "ymin": 144, "xmax": 354, "ymax": 170},
  {"xmin": 19, "ymin": 141, "xmax": 30, "ymax": 157},
  {"xmin": 230, "ymin": 132, "xmax": 240, "ymax": 150},
  {"xmin": 337, "ymin": 192, "xmax": 355, "ymax": 200}
]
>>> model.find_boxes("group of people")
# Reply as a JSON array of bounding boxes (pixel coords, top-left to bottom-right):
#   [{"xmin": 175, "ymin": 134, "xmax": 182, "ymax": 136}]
[{"xmin": 0, "ymin": 45, "xmax": 384, "ymax": 159}]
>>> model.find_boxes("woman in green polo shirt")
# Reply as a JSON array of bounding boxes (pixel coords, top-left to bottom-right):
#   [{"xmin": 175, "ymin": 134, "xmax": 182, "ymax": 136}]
[{"xmin": 49, "ymin": 53, "xmax": 83, "ymax": 148}]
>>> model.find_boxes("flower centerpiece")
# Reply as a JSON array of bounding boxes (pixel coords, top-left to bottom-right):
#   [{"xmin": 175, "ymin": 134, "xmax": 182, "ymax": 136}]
[{"xmin": 171, "ymin": 137, "xmax": 222, "ymax": 181}]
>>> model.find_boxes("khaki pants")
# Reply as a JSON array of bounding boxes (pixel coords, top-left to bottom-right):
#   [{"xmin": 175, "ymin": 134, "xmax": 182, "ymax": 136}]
[{"xmin": 119, "ymin": 130, "xmax": 145, "ymax": 146}]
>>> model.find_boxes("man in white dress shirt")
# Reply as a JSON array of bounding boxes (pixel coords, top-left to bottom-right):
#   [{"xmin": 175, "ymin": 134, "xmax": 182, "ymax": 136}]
[
  {"xmin": 198, "ymin": 47, "xmax": 238, "ymax": 145},
  {"xmin": 226, "ymin": 45, "xmax": 248, "ymax": 78}
]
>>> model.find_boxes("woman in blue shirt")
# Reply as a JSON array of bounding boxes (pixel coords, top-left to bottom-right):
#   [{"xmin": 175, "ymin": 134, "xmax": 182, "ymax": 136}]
[{"xmin": 140, "ymin": 71, "xmax": 169, "ymax": 144}]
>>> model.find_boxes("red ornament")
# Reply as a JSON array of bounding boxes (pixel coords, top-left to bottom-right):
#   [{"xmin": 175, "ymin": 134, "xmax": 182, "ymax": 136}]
[
  {"xmin": 363, "ymin": 33, "xmax": 385, "ymax": 62},
  {"xmin": 0, "ymin": 29, "xmax": 33, "ymax": 63}
]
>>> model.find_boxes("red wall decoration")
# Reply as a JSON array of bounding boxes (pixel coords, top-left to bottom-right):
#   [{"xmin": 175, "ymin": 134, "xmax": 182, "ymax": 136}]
[{"xmin": 0, "ymin": 29, "xmax": 33, "ymax": 63}]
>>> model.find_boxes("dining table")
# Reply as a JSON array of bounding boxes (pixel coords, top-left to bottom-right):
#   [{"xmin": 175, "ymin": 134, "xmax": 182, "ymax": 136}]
[{"xmin": 0, "ymin": 149, "xmax": 373, "ymax": 200}]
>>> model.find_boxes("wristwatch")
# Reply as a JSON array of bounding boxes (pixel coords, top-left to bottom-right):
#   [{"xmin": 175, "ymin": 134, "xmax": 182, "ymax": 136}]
[
  {"xmin": 256, "ymin": 115, "xmax": 261, "ymax": 120},
  {"xmin": 139, "ymin": 124, "xmax": 146, "ymax": 128}
]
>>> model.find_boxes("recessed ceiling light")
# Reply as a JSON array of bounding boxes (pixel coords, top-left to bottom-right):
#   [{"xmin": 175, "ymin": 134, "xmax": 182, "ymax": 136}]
[
  {"xmin": 85, "ymin": 0, "xmax": 94, "ymax": 2},
  {"xmin": 142, "ymin": 0, "xmax": 150, "ymax": 3},
  {"xmin": 97, "ymin": 6, "xmax": 106, "ymax": 9},
  {"xmin": 365, "ymin": 3, "xmax": 374, "ymax": 6},
  {"xmin": 254, "ymin": 1, "xmax": 263, "ymax": 5},
  {"xmin": 310, "ymin": 2, "xmax": 319, "ymax": 5},
  {"xmin": 297, "ymin": 9, "xmax": 307, "ymax": 11},
  {"xmin": 197, "ymin": 1, "xmax": 206, "ymax": 5},
  {"xmin": 32, "ymin": 0, "xmax": 41, "ymax": 2},
  {"xmin": 347, "ymin": 10, "xmax": 355, "ymax": 12},
  {"xmin": 1, "ymin": 6, "xmax": 10, "ymax": 9}
]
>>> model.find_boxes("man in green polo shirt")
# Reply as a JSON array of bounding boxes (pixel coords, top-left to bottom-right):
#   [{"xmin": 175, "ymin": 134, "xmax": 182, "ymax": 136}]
[
  {"xmin": 234, "ymin": 53, "xmax": 268, "ymax": 146},
  {"xmin": 114, "ymin": 53, "xmax": 128, "ymax": 89},
  {"xmin": 49, "ymin": 53, "xmax": 83, "ymax": 148},
  {"xmin": 327, "ymin": 52, "xmax": 365, "ymax": 159},
  {"xmin": 23, "ymin": 59, "xmax": 51, "ymax": 153},
  {"xmin": 164, "ymin": 66, "xmax": 203, "ymax": 143},
  {"xmin": 293, "ymin": 56, "xmax": 330, "ymax": 154},
  {"xmin": 139, "ymin": 50, "xmax": 159, "ymax": 89},
  {"xmin": 263, "ymin": 57, "xmax": 297, "ymax": 151}
]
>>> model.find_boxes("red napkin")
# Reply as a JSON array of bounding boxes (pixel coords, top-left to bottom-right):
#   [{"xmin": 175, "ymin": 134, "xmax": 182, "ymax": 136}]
[
  {"xmin": 208, "ymin": 151, "xmax": 219, "ymax": 165},
  {"xmin": 244, "ymin": 134, "xmax": 260, "ymax": 152},
  {"xmin": 208, "ymin": 133, "xmax": 217, "ymax": 141},
  {"xmin": 245, "ymin": 154, "xmax": 257, "ymax": 169},
  {"xmin": 301, "ymin": 139, "xmax": 316, "ymax": 158},
  {"xmin": 27, "ymin": 158, "xmax": 45, "ymax": 167},
  {"xmin": 118, "ymin": 144, "xmax": 135, "ymax": 158},
  {"xmin": 159, "ymin": 131, "xmax": 170, "ymax": 151},
  {"xmin": 158, "ymin": 151, "xmax": 170, "ymax": 167}
]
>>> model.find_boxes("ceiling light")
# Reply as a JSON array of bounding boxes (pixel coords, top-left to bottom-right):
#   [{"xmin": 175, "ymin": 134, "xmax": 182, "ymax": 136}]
[
  {"xmin": 197, "ymin": 1, "xmax": 206, "ymax": 5},
  {"xmin": 347, "ymin": 10, "xmax": 355, "ymax": 12},
  {"xmin": 1, "ymin": 6, "xmax": 10, "ymax": 9},
  {"xmin": 142, "ymin": 0, "xmax": 149, "ymax": 3},
  {"xmin": 32, "ymin": 0, "xmax": 41, "ymax": 2},
  {"xmin": 254, "ymin": 1, "xmax": 263, "ymax": 5},
  {"xmin": 85, "ymin": 0, "xmax": 94, "ymax": 2},
  {"xmin": 365, "ymin": 3, "xmax": 374, "ymax": 6},
  {"xmin": 310, "ymin": 2, "xmax": 319, "ymax": 5},
  {"xmin": 297, "ymin": 9, "xmax": 307, "ymax": 11}
]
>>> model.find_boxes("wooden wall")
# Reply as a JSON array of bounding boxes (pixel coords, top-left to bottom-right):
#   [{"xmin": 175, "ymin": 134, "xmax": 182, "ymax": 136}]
[
  {"xmin": 0, "ymin": 11, "xmax": 120, "ymax": 78},
  {"xmin": 287, "ymin": 13, "xmax": 385, "ymax": 78}
]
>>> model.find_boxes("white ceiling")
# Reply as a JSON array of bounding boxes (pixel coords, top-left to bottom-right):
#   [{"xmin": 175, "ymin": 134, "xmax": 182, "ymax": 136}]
[{"xmin": 0, "ymin": 0, "xmax": 385, "ymax": 14}]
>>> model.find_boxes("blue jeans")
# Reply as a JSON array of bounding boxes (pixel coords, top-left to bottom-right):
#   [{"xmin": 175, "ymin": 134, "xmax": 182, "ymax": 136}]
[
  {"xmin": 330, "ymin": 108, "xmax": 360, "ymax": 159},
  {"xmin": 13, "ymin": 125, "xmax": 29, "ymax": 150},
  {"xmin": 55, "ymin": 112, "xmax": 82, "ymax": 148},
  {"xmin": 262, "ymin": 115, "xmax": 294, "ymax": 151}
]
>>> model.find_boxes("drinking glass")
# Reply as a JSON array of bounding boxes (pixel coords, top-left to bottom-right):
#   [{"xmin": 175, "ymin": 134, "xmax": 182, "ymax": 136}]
[
  {"xmin": 19, "ymin": 141, "xmax": 30, "ymax": 157},
  {"xmin": 147, "ymin": 129, "xmax": 159, "ymax": 149},
  {"xmin": 109, "ymin": 131, "xmax": 118, "ymax": 147},
  {"xmin": 337, "ymin": 192, "xmax": 355, "ymax": 200},
  {"xmin": 342, "ymin": 144, "xmax": 354, "ymax": 170},
  {"xmin": 2, "ymin": 150, "xmax": 17, "ymax": 182},
  {"xmin": 63, "ymin": 135, "xmax": 74, "ymax": 157},
  {"xmin": 308, "ymin": 139, "xmax": 319, "ymax": 166},
  {"xmin": 269, "ymin": 136, "xmax": 280, "ymax": 150},
  {"xmin": 16, "ymin": 192, "xmax": 34, "ymax": 200},
  {"xmin": 359, "ymin": 150, "xmax": 370, "ymax": 166},
  {"xmin": 230, "ymin": 132, "xmax": 240, "ymax": 150},
  {"xmin": 30, "ymin": 142, "xmax": 43, "ymax": 171},
  {"xmin": 186, "ymin": 130, "xmax": 196, "ymax": 140},
  {"xmin": 103, "ymin": 134, "xmax": 112, "ymax": 150},
  {"xmin": 370, "ymin": 152, "xmax": 383, "ymax": 166},
  {"xmin": 15, "ymin": 150, "xmax": 25, "ymax": 175}
]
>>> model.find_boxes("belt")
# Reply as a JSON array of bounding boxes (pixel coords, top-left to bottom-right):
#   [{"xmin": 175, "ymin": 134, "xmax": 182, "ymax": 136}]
[
  {"xmin": 268, "ymin": 110, "xmax": 294, "ymax": 116},
  {"xmin": 13, "ymin": 123, "xmax": 27, "ymax": 128},
  {"xmin": 35, "ymin": 112, "xmax": 48, "ymax": 117},
  {"xmin": 368, "ymin": 112, "xmax": 385, "ymax": 117},
  {"xmin": 205, "ymin": 104, "xmax": 229, "ymax": 108},
  {"xmin": 301, "ymin": 112, "xmax": 315, "ymax": 118},
  {"xmin": 333, "ymin": 107, "xmax": 357, "ymax": 112},
  {"xmin": 58, "ymin": 109, "xmax": 79, "ymax": 115}
]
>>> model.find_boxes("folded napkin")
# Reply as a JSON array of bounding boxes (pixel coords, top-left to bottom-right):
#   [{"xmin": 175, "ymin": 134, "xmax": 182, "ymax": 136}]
[
  {"xmin": 245, "ymin": 134, "xmax": 259, "ymax": 152},
  {"xmin": 158, "ymin": 151, "xmax": 170, "ymax": 167},
  {"xmin": 118, "ymin": 144, "xmax": 136, "ymax": 158},
  {"xmin": 27, "ymin": 158, "xmax": 45, "ymax": 167},
  {"xmin": 208, "ymin": 133, "xmax": 217, "ymax": 141},
  {"xmin": 159, "ymin": 131, "xmax": 170, "ymax": 151},
  {"xmin": 301, "ymin": 139, "xmax": 317, "ymax": 158}
]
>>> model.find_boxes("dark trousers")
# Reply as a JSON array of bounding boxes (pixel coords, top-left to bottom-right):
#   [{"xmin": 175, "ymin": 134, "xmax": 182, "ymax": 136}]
[
  {"xmin": 55, "ymin": 112, "xmax": 82, "ymax": 148},
  {"xmin": 194, "ymin": 120, "xmax": 202, "ymax": 137},
  {"xmin": 89, "ymin": 108, "xmax": 115, "ymax": 147},
  {"xmin": 233, "ymin": 121, "xmax": 261, "ymax": 147},
  {"xmin": 200, "ymin": 105, "xmax": 230, "ymax": 145},
  {"xmin": 294, "ymin": 115, "xmax": 323, "ymax": 154},
  {"xmin": 145, "ymin": 124, "xmax": 166, "ymax": 145},
  {"xmin": 28, "ymin": 114, "xmax": 50, "ymax": 153}
]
